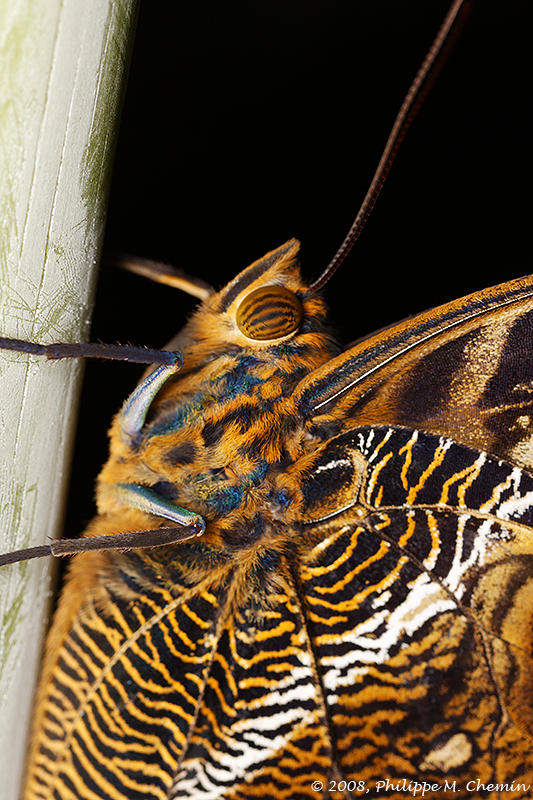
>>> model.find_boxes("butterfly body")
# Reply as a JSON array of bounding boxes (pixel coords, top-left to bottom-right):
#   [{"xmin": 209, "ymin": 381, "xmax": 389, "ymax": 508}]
[
  {"xmin": 26, "ymin": 242, "xmax": 337, "ymax": 798},
  {"xmin": 24, "ymin": 239, "xmax": 533, "ymax": 799}
]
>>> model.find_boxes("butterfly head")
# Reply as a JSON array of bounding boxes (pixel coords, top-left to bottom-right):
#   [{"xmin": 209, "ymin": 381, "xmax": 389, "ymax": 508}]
[
  {"xmin": 100, "ymin": 241, "xmax": 338, "ymax": 560},
  {"xmin": 218, "ymin": 239, "xmax": 306, "ymax": 343},
  {"xmin": 172, "ymin": 239, "xmax": 328, "ymax": 353}
]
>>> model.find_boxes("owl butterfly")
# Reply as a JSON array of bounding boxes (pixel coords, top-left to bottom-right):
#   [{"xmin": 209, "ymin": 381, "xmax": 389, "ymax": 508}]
[{"xmin": 1, "ymin": 1, "xmax": 532, "ymax": 799}]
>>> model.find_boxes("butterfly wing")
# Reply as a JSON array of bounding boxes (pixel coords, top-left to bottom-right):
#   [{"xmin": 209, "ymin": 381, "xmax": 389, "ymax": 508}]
[
  {"xmin": 24, "ymin": 273, "xmax": 533, "ymax": 800},
  {"xmin": 25, "ymin": 531, "xmax": 235, "ymax": 799},
  {"xmin": 295, "ymin": 274, "xmax": 533, "ymax": 470},
  {"xmin": 285, "ymin": 275, "xmax": 533, "ymax": 794},
  {"xmin": 27, "ymin": 525, "xmax": 335, "ymax": 800},
  {"xmin": 171, "ymin": 578, "xmax": 333, "ymax": 798}
]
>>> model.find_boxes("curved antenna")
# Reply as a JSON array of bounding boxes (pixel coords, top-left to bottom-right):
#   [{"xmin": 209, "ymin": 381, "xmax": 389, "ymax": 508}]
[{"xmin": 308, "ymin": 0, "xmax": 469, "ymax": 294}]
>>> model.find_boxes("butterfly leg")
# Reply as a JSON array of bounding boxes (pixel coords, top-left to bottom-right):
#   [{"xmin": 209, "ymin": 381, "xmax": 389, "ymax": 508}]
[
  {"xmin": 0, "ymin": 351, "xmax": 206, "ymax": 567},
  {"xmin": 0, "ymin": 336, "xmax": 180, "ymax": 365}
]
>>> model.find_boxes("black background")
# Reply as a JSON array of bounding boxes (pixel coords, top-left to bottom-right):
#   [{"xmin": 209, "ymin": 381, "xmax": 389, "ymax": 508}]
[{"xmin": 65, "ymin": 0, "xmax": 531, "ymax": 535}]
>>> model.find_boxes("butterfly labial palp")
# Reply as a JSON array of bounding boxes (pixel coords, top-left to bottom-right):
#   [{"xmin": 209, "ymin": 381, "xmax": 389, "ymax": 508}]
[{"xmin": 1, "ymin": 1, "xmax": 532, "ymax": 799}]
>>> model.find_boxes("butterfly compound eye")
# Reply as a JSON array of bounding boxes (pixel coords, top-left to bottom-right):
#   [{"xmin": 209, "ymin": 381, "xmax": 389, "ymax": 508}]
[{"xmin": 236, "ymin": 285, "xmax": 303, "ymax": 341}]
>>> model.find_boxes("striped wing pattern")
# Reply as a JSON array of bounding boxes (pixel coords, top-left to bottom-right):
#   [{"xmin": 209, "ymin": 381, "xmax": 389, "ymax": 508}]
[
  {"xmin": 26, "ymin": 425, "xmax": 533, "ymax": 798},
  {"xmin": 172, "ymin": 590, "xmax": 330, "ymax": 799},
  {"xmin": 27, "ymin": 558, "xmax": 333, "ymax": 799},
  {"xmin": 27, "ymin": 554, "xmax": 228, "ymax": 799},
  {"xmin": 297, "ymin": 425, "xmax": 533, "ymax": 797},
  {"xmin": 20, "ymin": 256, "xmax": 533, "ymax": 797}
]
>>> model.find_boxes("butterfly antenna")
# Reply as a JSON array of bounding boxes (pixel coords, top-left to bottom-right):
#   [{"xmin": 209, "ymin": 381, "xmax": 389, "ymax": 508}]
[{"xmin": 308, "ymin": 0, "xmax": 470, "ymax": 294}]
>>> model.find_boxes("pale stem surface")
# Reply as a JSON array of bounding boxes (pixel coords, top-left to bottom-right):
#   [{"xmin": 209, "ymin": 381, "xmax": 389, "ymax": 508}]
[{"xmin": 0, "ymin": 1, "xmax": 138, "ymax": 795}]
